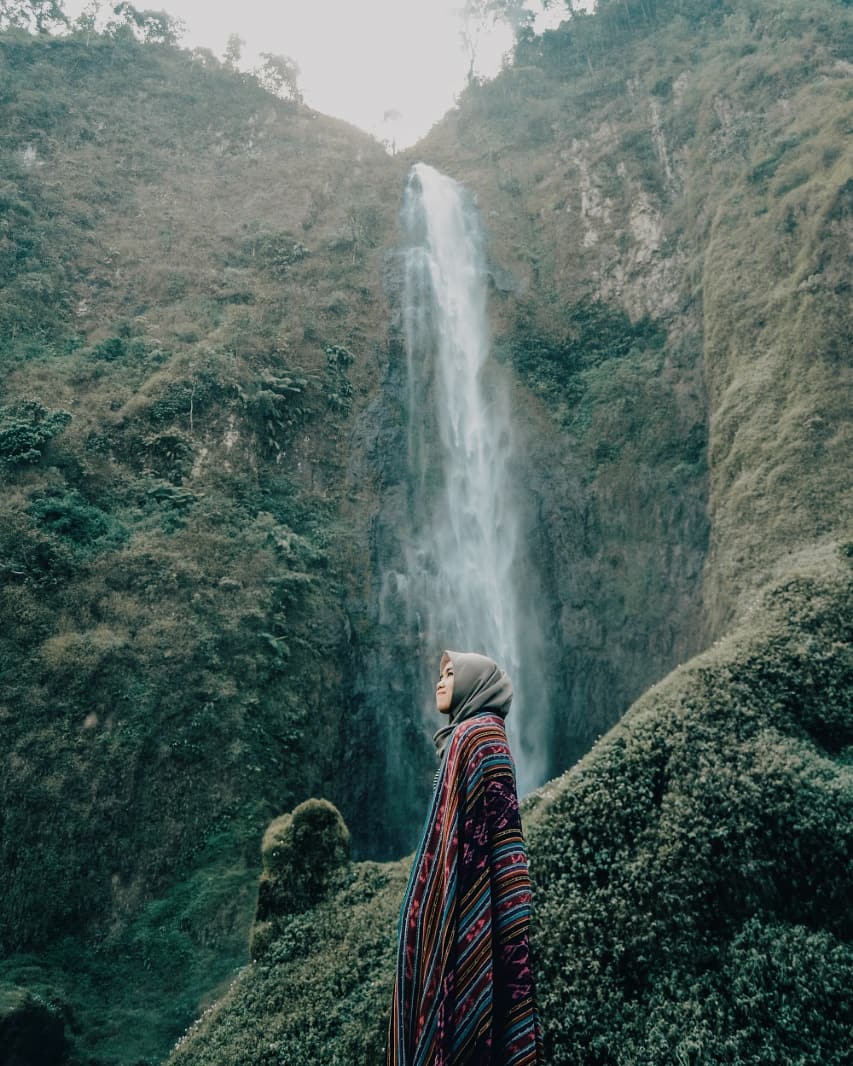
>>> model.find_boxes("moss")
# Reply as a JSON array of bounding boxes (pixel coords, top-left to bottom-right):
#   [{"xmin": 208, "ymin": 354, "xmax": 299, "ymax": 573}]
[
  {"xmin": 252, "ymin": 799, "xmax": 351, "ymax": 944},
  {"xmin": 527, "ymin": 554, "xmax": 852, "ymax": 1064}
]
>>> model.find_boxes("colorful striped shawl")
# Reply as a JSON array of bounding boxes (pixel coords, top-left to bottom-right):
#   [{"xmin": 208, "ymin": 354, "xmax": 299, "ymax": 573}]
[{"xmin": 386, "ymin": 713, "xmax": 544, "ymax": 1065}]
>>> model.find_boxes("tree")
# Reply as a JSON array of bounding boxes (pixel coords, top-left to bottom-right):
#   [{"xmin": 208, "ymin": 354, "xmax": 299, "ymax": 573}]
[
  {"xmin": 110, "ymin": 2, "xmax": 184, "ymax": 45},
  {"xmin": 254, "ymin": 52, "xmax": 302, "ymax": 103},
  {"xmin": 382, "ymin": 108, "xmax": 403, "ymax": 155},
  {"xmin": 73, "ymin": 0, "xmax": 104, "ymax": 45},
  {"xmin": 0, "ymin": 0, "xmax": 68, "ymax": 34},
  {"xmin": 223, "ymin": 31, "xmax": 244, "ymax": 68},
  {"xmin": 458, "ymin": 0, "xmax": 533, "ymax": 82}
]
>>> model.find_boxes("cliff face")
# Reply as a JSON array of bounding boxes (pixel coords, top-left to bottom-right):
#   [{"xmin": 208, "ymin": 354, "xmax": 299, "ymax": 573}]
[
  {"xmin": 397, "ymin": 0, "xmax": 850, "ymax": 772},
  {"xmin": 0, "ymin": 30, "xmax": 402, "ymax": 1064},
  {"xmin": 415, "ymin": 0, "xmax": 850, "ymax": 639},
  {"xmin": 1, "ymin": 1, "xmax": 850, "ymax": 1063}
]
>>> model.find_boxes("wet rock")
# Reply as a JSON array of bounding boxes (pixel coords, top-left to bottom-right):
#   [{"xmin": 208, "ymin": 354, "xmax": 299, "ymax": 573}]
[{"xmin": 0, "ymin": 985, "xmax": 69, "ymax": 1066}]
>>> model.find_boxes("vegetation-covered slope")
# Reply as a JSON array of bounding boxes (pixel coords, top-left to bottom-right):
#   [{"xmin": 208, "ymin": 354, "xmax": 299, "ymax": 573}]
[
  {"xmin": 167, "ymin": 550, "xmax": 852, "ymax": 1065},
  {"xmin": 0, "ymin": 24, "xmax": 401, "ymax": 1065}
]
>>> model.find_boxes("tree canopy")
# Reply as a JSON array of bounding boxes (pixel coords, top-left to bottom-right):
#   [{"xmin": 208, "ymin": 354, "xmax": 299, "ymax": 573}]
[
  {"xmin": 0, "ymin": 0, "xmax": 67, "ymax": 34},
  {"xmin": 254, "ymin": 51, "xmax": 302, "ymax": 103}
]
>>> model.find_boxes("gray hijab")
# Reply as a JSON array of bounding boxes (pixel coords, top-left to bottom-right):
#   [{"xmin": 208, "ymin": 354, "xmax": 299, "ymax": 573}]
[{"xmin": 432, "ymin": 649, "xmax": 513, "ymax": 762}]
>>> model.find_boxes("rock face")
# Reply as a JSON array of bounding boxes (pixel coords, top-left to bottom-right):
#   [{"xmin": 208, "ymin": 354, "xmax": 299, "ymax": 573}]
[
  {"xmin": 0, "ymin": 985, "xmax": 69, "ymax": 1066},
  {"xmin": 507, "ymin": 367, "xmax": 710, "ymax": 768},
  {"xmin": 0, "ymin": 28, "xmax": 401, "ymax": 1066},
  {"xmin": 350, "ymin": 39, "xmax": 717, "ymax": 809}
]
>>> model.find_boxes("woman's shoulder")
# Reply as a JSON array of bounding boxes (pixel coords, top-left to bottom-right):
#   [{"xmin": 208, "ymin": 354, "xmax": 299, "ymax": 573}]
[
  {"xmin": 449, "ymin": 713, "xmax": 512, "ymax": 767},
  {"xmin": 455, "ymin": 712, "xmax": 507, "ymax": 739}
]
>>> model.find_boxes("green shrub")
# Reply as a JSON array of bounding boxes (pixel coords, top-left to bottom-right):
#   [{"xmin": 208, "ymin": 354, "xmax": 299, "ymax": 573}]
[
  {"xmin": 90, "ymin": 336, "xmax": 126, "ymax": 361},
  {"xmin": 0, "ymin": 400, "xmax": 70, "ymax": 464},
  {"xmin": 528, "ymin": 558, "xmax": 852, "ymax": 1064},
  {"xmin": 169, "ymin": 859, "xmax": 409, "ymax": 1066},
  {"xmin": 507, "ymin": 299, "xmax": 666, "ymax": 413},
  {"xmin": 238, "ymin": 231, "xmax": 309, "ymax": 278},
  {"xmin": 27, "ymin": 487, "xmax": 128, "ymax": 554},
  {"xmin": 253, "ymin": 798, "xmax": 351, "ymax": 941}
]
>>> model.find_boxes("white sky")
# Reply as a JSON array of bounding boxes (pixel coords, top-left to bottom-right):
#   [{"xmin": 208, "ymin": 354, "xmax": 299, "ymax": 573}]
[{"xmin": 63, "ymin": 0, "xmax": 567, "ymax": 148}]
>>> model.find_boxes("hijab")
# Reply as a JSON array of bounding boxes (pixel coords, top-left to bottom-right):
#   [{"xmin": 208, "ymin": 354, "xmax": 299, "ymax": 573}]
[{"xmin": 432, "ymin": 649, "xmax": 513, "ymax": 761}]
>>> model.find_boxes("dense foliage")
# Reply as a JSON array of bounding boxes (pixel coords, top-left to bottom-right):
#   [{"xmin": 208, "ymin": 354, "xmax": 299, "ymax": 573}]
[
  {"xmin": 0, "ymin": 18, "xmax": 397, "ymax": 1066},
  {"xmin": 170, "ymin": 859, "xmax": 410, "ymax": 1066},
  {"xmin": 528, "ymin": 556, "xmax": 852, "ymax": 1063}
]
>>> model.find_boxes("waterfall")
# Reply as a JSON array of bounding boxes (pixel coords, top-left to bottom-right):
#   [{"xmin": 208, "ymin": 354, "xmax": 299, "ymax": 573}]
[{"xmin": 396, "ymin": 162, "xmax": 547, "ymax": 796}]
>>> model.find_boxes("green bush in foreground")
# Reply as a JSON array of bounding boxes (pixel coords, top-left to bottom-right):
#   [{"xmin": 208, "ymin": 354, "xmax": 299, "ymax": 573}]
[
  {"xmin": 526, "ymin": 553, "xmax": 852, "ymax": 1065},
  {"xmin": 170, "ymin": 860, "xmax": 409, "ymax": 1066},
  {"xmin": 167, "ymin": 548, "xmax": 852, "ymax": 1065},
  {"xmin": 250, "ymin": 799, "xmax": 351, "ymax": 960}
]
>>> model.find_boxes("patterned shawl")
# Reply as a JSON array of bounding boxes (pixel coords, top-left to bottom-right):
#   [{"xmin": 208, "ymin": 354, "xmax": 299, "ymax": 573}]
[{"xmin": 386, "ymin": 713, "xmax": 544, "ymax": 1065}]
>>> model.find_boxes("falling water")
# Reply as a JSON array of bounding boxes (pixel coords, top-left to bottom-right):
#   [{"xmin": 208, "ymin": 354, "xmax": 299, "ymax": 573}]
[{"xmin": 397, "ymin": 162, "xmax": 546, "ymax": 795}]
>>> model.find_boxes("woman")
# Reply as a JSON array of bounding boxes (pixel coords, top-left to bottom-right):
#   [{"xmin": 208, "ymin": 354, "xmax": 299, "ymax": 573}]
[{"xmin": 386, "ymin": 649, "xmax": 544, "ymax": 1065}]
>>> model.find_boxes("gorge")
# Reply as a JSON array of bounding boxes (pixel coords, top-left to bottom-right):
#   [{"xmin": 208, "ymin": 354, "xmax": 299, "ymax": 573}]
[{"xmin": 0, "ymin": 1, "xmax": 850, "ymax": 1064}]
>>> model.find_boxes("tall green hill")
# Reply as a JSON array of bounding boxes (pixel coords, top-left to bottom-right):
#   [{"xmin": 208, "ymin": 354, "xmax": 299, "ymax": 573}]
[
  {"xmin": 1, "ymin": 1, "xmax": 850, "ymax": 1063},
  {"xmin": 0, "ymin": 23, "xmax": 402, "ymax": 1065}
]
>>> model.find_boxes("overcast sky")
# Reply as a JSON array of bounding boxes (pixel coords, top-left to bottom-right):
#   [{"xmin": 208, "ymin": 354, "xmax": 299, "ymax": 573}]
[{"xmin": 63, "ymin": 0, "xmax": 566, "ymax": 148}]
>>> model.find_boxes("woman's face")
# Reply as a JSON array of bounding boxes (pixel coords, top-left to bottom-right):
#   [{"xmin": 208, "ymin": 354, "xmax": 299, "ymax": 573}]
[{"xmin": 436, "ymin": 659, "xmax": 454, "ymax": 714}]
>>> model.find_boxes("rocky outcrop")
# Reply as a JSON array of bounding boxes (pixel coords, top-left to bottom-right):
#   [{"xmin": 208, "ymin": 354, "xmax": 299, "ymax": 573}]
[
  {"xmin": 0, "ymin": 985, "xmax": 69, "ymax": 1066},
  {"xmin": 250, "ymin": 799, "xmax": 351, "ymax": 959}
]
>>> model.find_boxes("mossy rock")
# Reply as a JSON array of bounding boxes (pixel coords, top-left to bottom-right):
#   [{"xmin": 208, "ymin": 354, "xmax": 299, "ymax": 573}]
[
  {"xmin": 251, "ymin": 798, "xmax": 351, "ymax": 954},
  {"xmin": 0, "ymin": 983, "xmax": 69, "ymax": 1066}
]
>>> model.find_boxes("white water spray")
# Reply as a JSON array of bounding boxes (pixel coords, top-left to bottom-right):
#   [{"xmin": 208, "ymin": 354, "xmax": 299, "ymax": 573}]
[{"xmin": 398, "ymin": 162, "xmax": 546, "ymax": 795}]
